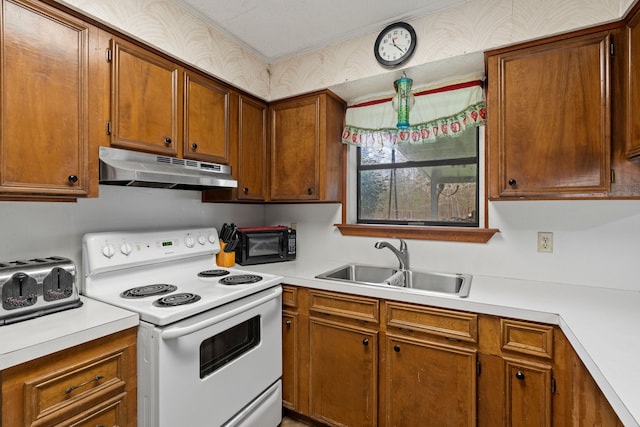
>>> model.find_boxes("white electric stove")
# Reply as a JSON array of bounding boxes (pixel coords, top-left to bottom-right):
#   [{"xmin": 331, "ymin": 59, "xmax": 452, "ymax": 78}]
[{"xmin": 82, "ymin": 227, "xmax": 284, "ymax": 427}]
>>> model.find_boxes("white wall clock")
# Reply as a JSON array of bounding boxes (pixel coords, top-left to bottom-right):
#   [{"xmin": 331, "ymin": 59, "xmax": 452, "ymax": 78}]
[{"xmin": 374, "ymin": 22, "xmax": 417, "ymax": 67}]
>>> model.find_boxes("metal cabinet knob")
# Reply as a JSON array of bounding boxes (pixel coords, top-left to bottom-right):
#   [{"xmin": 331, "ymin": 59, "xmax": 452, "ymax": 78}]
[
  {"xmin": 394, "ymin": 345, "xmax": 401, "ymax": 352},
  {"xmin": 164, "ymin": 137, "xmax": 172, "ymax": 145},
  {"xmin": 515, "ymin": 371, "xmax": 525, "ymax": 380},
  {"xmin": 68, "ymin": 175, "xmax": 78, "ymax": 183},
  {"xmin": 285, "ymin": 320, "xmax": 291, "ymax": 327},
  {"xmin": 508, "ymin": 179, "xmax": 517, "ymax": 187},
  {"xmin": 307, "ymin": 187, "xmax": 314, "ymax": 195},
  {"xmin": 362, "ymin": 338, "xmax": 369, "ymax": 346},
  {"xmin": 191, "ymin": 143, "xmax": 198, "ymax": 150},
  {"xmin": 243, "ymin": 187, "xmax": 249, "ymax": 194}
]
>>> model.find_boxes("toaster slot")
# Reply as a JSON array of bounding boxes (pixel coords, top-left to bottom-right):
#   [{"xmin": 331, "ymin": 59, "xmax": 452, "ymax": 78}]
[
  {"xmin": 43, "ymin": 267, "xmax": 74, "ymax": 301},
  {"xmin": 2, "ymin": 273, "xmax": 38, "ymax": 310}
]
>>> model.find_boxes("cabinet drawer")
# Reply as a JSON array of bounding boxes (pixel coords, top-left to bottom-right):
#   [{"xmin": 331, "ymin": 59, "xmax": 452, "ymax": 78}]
[
  {"xmin": 24, "ymin": 350, "xmax": 127, "ymax": 425},
  {"xmin": 309, "ymin": 290, "xmax": 379, "ymax": 324},
  {"xmin": 57, "ymin": 392, "xmax": 125, "ymax": 427},
  {"xmin": 385, "ymin": 301, "xmax": 478, "ymax": 343},
  {"xmin": 501, "ymin": 319, "xmax": 553, "ymax": 359},
  {"xmin": 282, "ymin": 285, "xmax": 298, "ymax": 308}
]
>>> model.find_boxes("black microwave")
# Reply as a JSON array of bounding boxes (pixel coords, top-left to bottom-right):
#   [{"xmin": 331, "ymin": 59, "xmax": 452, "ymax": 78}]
[{"xmin": 235, "ymin": 226, "xmax": 296, "ymax": 265}]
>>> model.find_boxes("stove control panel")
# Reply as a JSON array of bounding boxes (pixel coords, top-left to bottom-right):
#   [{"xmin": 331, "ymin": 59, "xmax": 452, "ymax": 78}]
[{"xmin": 83, "ymin": 228, "xmax": 219, "ymax": 275}]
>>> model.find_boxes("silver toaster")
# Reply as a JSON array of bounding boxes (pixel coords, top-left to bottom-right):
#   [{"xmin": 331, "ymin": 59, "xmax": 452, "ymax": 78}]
[{"xmin": 0, "ymin": 256, "xmax": 82, "ymax": 325}]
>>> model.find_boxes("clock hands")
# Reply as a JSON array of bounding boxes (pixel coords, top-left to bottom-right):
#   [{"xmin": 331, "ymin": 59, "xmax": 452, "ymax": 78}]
[{"xmin": 391, "ymin": 37, "xmax": 408, "ymax": 53}]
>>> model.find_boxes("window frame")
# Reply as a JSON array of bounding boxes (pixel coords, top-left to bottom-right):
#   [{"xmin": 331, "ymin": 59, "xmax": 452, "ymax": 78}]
[
  {"xmin": 335, "ymin": 125, "xmax": 499, "ymax": 243},
  {"xmin": 355, "ymin": 127, "xmax": 480, "ymax": 227}
]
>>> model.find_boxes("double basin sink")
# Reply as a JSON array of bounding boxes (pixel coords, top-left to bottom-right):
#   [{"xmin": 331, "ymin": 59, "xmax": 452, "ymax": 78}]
[{"xmin": 315, "ymin": 264, "xmax": 471, "ymax": 298}]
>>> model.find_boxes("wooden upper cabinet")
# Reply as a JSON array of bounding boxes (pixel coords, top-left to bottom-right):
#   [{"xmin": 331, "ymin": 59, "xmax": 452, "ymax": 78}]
[
  {"xmin": 238, "ymin": 95, "xmax": 268, "ymax": 200},
  {"xmin": 486, "ymin": 30, "xmax": 612, "ymax": 199},
  {"xmin": 0, "ymin": 0, "xmax": 94, "ymax": 197},
  {"xmin": 626, "ymin": 5, "xmax": 640, "ymax": 158},
  {"xmin": 109, "ymin": 38, "xmax": 180, "ymax": 156},
  {"xmin": 183, "ymin": 70, "xmax": 230, "ymax": 163},
  {"xmin": 269, "ymin": 90, "xmax": 345, "ymax": 201}
]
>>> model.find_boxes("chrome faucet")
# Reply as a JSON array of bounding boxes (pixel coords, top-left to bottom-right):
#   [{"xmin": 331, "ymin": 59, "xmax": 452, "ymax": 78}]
[{"xmin": 374, "ymin": 239, "xmax": 409, "ymax": 270}]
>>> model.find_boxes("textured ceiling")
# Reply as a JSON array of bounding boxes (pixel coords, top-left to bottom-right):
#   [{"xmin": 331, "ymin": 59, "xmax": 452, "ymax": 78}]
[{"xmin": 174, "ymin": 0, "xmax": 465, "ymax": 62}]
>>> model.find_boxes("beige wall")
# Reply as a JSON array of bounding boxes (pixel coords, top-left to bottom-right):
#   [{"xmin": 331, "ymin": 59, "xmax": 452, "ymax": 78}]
[{"xmin": 58, "ymin": 0, "xmax": 633, "ymax": 101}]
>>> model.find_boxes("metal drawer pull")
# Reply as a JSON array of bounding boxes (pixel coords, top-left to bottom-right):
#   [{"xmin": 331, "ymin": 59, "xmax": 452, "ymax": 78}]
[{"xmin": 64, "ymin": 375, "xmax": 104, "ymax": 395}]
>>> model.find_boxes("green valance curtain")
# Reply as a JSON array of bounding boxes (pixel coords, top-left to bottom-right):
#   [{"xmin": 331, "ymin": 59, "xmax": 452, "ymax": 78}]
[{"xmin": 342, "ymin": 77, "xmax": 487, "ymax": 147}]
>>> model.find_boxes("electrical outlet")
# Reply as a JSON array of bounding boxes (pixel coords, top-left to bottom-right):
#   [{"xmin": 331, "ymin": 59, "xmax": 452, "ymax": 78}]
[{"xmin": 537, "ymin": 232, "xmax": 553, "ymax": 253}]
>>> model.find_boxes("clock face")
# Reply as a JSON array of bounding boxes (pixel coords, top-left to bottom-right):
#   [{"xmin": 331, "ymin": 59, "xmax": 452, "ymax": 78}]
[{"xmin": 374, "ymin": 22, "xmax": 417, "ymax": 67}]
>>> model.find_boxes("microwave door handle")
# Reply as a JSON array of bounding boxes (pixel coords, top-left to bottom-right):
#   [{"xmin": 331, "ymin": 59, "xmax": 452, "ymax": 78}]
[
  {"xmin": 160, "ymin": 286, "xmax": 282, "ymax": 340},
  {"xmin": 280, "ymin": 233, "xmax": 286, "ymax": 254}
]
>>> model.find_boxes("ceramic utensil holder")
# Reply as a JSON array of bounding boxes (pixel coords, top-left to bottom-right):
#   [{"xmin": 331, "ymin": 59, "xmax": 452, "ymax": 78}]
[{"xmin": 216, "ymin": 240, "xmax": 235, "ymax": 267}]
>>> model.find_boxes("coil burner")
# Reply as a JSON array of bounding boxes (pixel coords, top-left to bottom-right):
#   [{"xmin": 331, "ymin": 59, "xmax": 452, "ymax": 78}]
[
  {"xmin": 219, "ymin": 275, "xmax": 263, "ymax": 286},
  {"xmin": 152, "ymin": 293, "xmax": 201, "ymax": 307},
  {"xmin": 121, "ymin": 284, "xmax": 177, "ymax": 298}
]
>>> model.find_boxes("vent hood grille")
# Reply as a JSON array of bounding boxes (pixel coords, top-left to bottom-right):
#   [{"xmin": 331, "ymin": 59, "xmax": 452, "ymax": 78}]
[{"xmin": 99, "ymin": 146, "xmax": 237, "ymax": 190}]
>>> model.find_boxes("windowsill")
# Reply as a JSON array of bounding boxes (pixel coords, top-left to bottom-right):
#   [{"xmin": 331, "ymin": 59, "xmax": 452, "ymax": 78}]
[{"xmin": 334, "ymin": 223, "xmax": 500, "ymax": 243}]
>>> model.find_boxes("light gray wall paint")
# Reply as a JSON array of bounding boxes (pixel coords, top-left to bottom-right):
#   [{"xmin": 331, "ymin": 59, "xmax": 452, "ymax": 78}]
[
  {"xmin": 0, "ymin": 186, "xmax": 265, "ymax": 276},
  {"xmin": 264, "ymin": 201, "xmax": 640, "ymax": 291}
]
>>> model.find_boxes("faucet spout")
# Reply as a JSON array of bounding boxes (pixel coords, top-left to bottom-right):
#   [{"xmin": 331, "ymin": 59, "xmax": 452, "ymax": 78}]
[{"xmin": 374, "ymin": 239, "xmax": 409, "ymax": 270}]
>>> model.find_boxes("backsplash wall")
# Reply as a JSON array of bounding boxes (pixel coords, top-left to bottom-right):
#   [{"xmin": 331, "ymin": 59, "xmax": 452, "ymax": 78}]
[
  {"xmin": 264, "ymin": 201, "xmax": 640, "ymax": 292},
  {"xmin": 1, "ymin": 188, "xmax": 638, "ymax": 292},
  {"xmin": 0, "ymin": 187, "xmax": 265, "ymax": 275}
]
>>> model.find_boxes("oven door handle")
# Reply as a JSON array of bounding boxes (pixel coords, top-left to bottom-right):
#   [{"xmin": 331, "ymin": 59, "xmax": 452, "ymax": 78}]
[{"xmin": 160, "ymin": 286, "xmax": 282, "ymax": 340}]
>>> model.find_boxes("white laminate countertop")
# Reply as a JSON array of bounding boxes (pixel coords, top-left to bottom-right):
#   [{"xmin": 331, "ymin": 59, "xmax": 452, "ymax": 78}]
[
  {"xmin": 246, "ymin": 258, "xmax": 640, "ymax": 427},
  {"xmin": 0, "ymin": 296, "xmax": 139, "ymax": 371}
]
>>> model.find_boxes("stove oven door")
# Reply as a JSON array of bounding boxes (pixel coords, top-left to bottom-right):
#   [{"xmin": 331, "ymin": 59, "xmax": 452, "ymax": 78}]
[{"xmin": 138, "ymin": 286, "xmax": 282, "ymax": 427}]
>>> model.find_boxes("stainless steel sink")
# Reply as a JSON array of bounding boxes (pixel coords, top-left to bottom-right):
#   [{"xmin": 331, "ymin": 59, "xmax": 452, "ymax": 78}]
[
  {"xmin": 389, "ymin": 270, "xmax": 472, "ymax": 297},
  {"xmin": 315, "ymin": 264, "xmax": 398, "ymax": 286},
  {"xmin": 315, "ymin": 263, "xmax": 471, "ymax": 297}
]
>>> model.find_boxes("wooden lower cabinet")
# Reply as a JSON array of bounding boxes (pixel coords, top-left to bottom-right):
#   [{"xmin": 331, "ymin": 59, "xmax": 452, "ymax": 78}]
[
  {"xmin": 567, "ymin": 349, "xmax": 624, "ymax": 427},
  {"xmin": 282, "ymin": 310, "xmax": 299, "ymax": 410},
  {"xmin": 309, "ymin": 318, "xmax": 378, "ymax": 427},
  {"xmin": 283, "ymin": 286, "xmax": 623, "ymax": 427},
  {"xmin": 382, "ymin": 334, "xmax": 476, "ymax": 427},
  {"xmin": 1, "ymin": 328, "xmax": 137, "ymax": 427},
  {"xmin": 504, "ymin": 358, "xmax": 553, "ymax": 426}
]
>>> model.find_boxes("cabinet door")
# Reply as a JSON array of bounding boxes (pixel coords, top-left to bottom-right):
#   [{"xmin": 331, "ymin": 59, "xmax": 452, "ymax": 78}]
[
  {"xmin": 282, "ymin": 311, "xmax": 298, "ymax": 410},
  {"xmin": 238, "ymin": 95, "xmax": 268, "ymax": 200},
  {"xmin": 309, "ymin": 317, "xmax": 377, "ymax": 427},
  {"xmin": 487, "ymin": 31, "xmax": 611, "ymax": 198},
  {"xmin": 2, "ymin": 328, "xmax": 136, "ymax": 427},
  {"xmin": 627, "ymin": 9, "xmax": 640, "ymax": 158},
  {"xmin": 0, "ymin": 0, "xmax": 90, "ymax": 197},
  {"xmin": 270, "ymin": 95, "xmax": 321, "ymax": 200},
  {"xmin": 110, "ymin": 38, "xmax": 179, "ymax": 155},
  {"xmin": 183, "ymin": 71, "xmax": 230, "ymax": 163},
  {"xmin": 505, "ymin": 358, "xmax": 552, "ymax": 427},
  {"xmin": 383, "ymin": 334, "xmax": 477, "ymax": 427}
]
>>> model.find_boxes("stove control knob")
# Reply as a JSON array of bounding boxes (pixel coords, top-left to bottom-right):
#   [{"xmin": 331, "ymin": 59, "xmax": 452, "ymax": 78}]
[
  {"xmin": 120, "ymin": 243, "xmax": 133, "ymax": 256},
  {"xmin": 208, "ymin": 233, "xmax": 216, "ymax": 244},
  {"xmin": 197, "ymin": 235, "xmax": 206, "ymax": 245},
  {"xmin": 184, "ymin": 235, "xmax": 195, "ymax": 248},
  {"xmin": 102, "ymin": 244, "xmax": 116, "ymax": 258}
]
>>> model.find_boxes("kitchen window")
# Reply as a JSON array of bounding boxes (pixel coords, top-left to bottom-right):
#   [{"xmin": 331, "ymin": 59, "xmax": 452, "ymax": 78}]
[
  {"xmin": 357, "ymin": 126, "xmax": 479, "ymax": 227},
  {"xmin": 336, "ymin": 77, "xmax": 498, "ymax": 242}
]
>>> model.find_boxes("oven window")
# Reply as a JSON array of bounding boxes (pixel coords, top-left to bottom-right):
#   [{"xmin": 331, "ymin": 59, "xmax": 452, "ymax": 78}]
[
  {"xmin": 199, "ymin": 315, "xmax": 261, "ymax": 379},
  {"xmin": 248, "ymin": 234, "xmax": 280, "ymax": 257}
]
